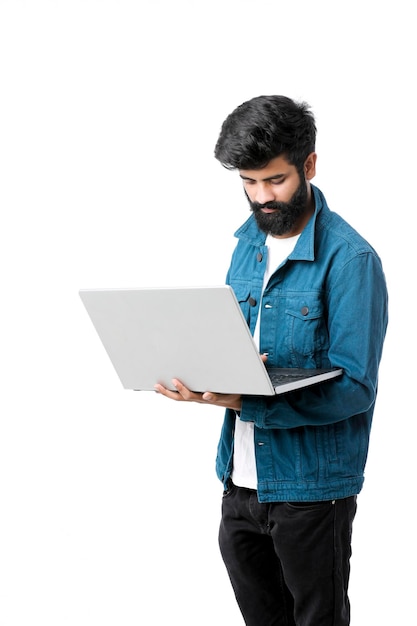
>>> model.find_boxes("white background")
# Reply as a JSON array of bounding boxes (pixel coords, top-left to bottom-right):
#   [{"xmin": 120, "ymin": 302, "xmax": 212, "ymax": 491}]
[{"xmin": 0, "ymin": 1, "xmax": 414, "ymax": 624}]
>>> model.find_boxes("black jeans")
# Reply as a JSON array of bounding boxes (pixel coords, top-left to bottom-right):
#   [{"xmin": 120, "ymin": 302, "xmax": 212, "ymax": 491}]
[{"xmin": 219, "ymin": 482, "xmax": 357, "ymax": 626}]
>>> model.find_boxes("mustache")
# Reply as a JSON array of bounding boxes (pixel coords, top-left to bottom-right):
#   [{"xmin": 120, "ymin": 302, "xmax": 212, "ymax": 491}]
[{"xmin": 250, "ymin": 200, "xmax": 287, "ymax": 212}]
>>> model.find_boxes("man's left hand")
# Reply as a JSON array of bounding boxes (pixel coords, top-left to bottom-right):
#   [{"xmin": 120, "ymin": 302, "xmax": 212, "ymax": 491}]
[{"xmin": 154, "ymin": 379, "xmax": 242, "ymax": 412}]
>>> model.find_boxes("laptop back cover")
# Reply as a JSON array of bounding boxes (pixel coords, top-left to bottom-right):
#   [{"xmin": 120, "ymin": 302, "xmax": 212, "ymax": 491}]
[{"xmin": 79, "ymin": 286, "xmax": 276, "ymax": 395}]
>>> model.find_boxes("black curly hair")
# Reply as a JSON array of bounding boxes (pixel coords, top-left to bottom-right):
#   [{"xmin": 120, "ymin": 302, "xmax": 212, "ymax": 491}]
[{"xmin": 214, "ymin": 95, "xmax": 316, "ymax": 173}]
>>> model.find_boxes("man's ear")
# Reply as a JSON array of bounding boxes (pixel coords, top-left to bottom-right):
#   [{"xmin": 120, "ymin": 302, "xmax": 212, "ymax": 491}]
[{"xmin": 304, "ymin": 152, "xmax": 317, "ymax": 181}]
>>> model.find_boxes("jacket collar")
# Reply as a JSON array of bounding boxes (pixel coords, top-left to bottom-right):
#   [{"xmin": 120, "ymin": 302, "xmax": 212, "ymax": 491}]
[{"xmin": 233, "ymin": 184, "xmax": 326, "ymax": 262}]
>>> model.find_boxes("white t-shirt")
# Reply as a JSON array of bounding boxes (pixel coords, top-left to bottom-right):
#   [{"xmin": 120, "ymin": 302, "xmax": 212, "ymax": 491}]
[{"xmin": 231, "ymin": 233, "xmax": 300, "ymax": 489}]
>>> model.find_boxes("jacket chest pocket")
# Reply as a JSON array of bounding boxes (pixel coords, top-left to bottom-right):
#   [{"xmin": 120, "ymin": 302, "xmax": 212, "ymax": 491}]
[
  {"xmin": 285, "ymin": 297, "xmax": 329, "ymax": 360},
  {"xmin": 231, "ymin": 284, "xmax": 255, "ymax": 326}
]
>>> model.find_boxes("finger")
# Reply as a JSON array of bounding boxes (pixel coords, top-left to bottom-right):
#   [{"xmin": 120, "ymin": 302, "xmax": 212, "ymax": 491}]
[
  {"xmin": 202, "ymin": 392, "xmax": 242, "ymax": 411},
  {"xmin": 156, "ymin": 379, "xmax": 204, "ymax": 403},
  {"xmin": 154, "ymin": 383, "xmax": 183, "ymax": 401},
  {"xmin": 171, "ymin": 379, "xmax": 201, "ymax": 401}
]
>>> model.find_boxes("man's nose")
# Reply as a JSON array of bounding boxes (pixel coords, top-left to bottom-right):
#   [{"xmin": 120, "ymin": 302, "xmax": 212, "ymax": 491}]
[{"xmin": 255, "ymin": 184, "xmax": 275, "ymax": 204}]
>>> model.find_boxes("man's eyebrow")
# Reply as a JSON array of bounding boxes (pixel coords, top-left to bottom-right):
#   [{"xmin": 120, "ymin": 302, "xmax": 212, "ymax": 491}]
[{"xmin": 239, "ymin": 172, "xmax": 286, "ymax": 182}]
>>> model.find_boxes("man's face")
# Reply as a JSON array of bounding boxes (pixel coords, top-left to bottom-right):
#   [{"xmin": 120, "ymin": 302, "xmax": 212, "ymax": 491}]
[{"xmin": 239, "ymin": 155, "xmax": 313, "ymax": 237}]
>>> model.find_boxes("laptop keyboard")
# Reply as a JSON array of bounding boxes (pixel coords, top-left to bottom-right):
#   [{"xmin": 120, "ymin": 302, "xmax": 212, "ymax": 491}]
[{"xmin": 267, "ymin": 368, "xmax": 325, "ymax": 386}]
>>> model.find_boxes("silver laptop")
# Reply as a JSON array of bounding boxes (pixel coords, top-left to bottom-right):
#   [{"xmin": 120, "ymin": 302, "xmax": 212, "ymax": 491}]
[{"xmin": 79, "ymin": 286, "xmax": 342, "ymax": 396}]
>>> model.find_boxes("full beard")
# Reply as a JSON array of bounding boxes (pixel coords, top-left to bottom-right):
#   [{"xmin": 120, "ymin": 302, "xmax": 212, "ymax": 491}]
[{"xmin": 248, "ymin": 177, "xmax": 309, "ymax": 236}]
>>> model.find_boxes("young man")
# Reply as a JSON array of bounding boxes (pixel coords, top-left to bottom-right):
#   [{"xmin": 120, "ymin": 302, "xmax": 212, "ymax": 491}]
[{"xmin": 155, "ymin": 95, "xmax": 388, "ymax": 625}]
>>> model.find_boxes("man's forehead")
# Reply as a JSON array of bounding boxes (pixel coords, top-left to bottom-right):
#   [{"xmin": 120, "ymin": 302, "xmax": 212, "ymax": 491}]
[{"xmin": 239, "ymin": 156, "xmax": 295, "ymax": 181}]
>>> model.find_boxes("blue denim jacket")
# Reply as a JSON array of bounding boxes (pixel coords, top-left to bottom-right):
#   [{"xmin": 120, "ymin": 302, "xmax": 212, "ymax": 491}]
[{"xmin": 216, "ymin": 185, "xmax": 388, "ymax": 502}]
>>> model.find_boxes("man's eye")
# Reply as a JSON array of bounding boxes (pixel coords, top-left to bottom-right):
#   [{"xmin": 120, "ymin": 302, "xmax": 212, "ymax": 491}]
[{"xmin": 271, "ymin": 179, "xmax": 284, "ymax": 185}]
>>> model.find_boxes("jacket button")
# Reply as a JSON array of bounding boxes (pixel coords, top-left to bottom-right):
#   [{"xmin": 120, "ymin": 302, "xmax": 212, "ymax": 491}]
[
  {"xmin": 257, "ymin": 252, "xmax": 263, "ymax": 262},
  {"xmin": 249, "ymin": 297, "xmax": 257, "ymax": 307},
  {"xmin": 301, "ymin": 306, "xmax": 309, "ymax": 316}
]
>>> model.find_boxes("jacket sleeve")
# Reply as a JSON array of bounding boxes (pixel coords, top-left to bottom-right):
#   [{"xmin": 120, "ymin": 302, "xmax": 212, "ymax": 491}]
[{"xmin": 239, "ymin": 251, "xmax": 388, "ymax": 429}]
